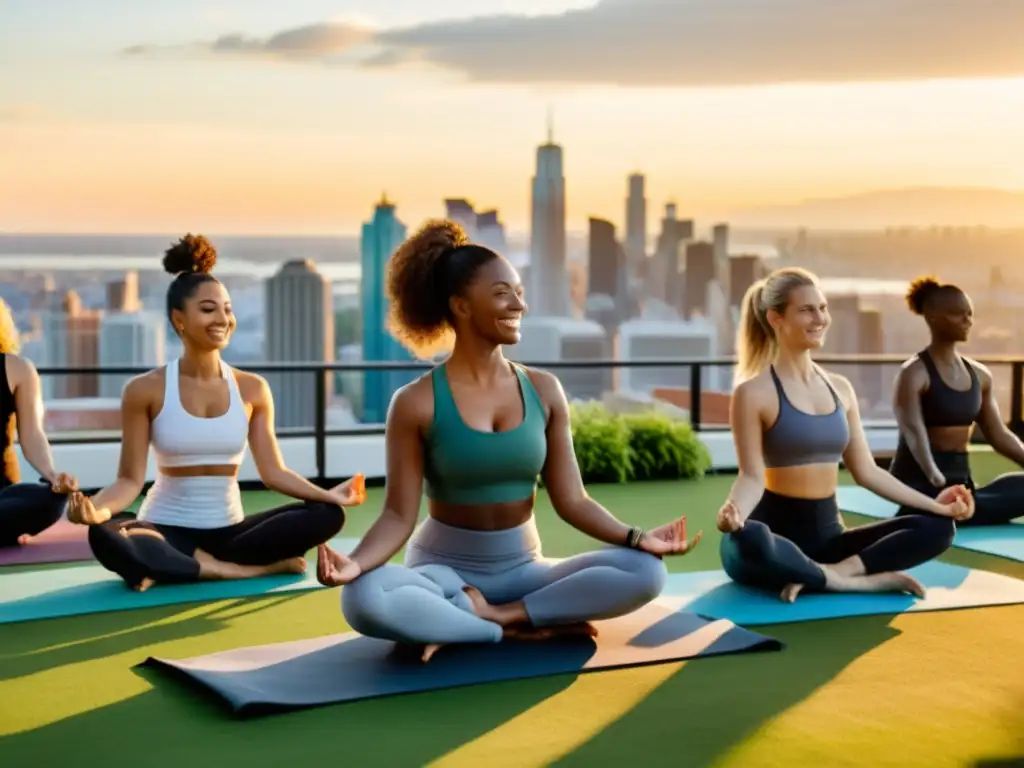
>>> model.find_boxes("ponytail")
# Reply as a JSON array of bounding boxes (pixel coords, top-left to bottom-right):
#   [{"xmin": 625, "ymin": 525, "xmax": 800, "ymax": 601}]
[{"xmin": 735, "ymin": 280, "xmax": 773, "ymax": 384}]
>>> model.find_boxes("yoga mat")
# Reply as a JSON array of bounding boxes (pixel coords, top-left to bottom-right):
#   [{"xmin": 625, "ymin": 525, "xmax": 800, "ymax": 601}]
[
  {"xmin": 659, "ymin": 561, "xmax": 1024, "ymax": 626},
  {"xmin": 139, "ymin": 602, "xmax": 783, "ymax": 715},
  {"xmin": 837, "ymin": 485, "xmax": 1024, "ymax": 563},
  {"xmin": 0, "ymin": 536, "xmax": 361, "ymax": 624},
  {"xmin": 0, "ymin": 517, "xmax": 91, "ymax": 567}
]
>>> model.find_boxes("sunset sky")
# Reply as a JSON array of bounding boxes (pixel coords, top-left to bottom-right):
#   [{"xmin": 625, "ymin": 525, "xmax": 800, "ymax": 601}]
[{"xmin": 2, "ymin": 0, "xmax": 1023, "ymax": 234}]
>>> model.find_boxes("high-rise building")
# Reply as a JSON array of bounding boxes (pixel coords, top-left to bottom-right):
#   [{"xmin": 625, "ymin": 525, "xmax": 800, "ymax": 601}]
[
  {"xmin": 683, "ymin": 241, "xmax": 715, "ymax": 318},
  {"xmin": 651, "ymin": 203, "xmax": 693, "ymax": 306},
  {"xmin": 41, "ymin": 290, "xmax": 100, "ymax": 399},
  {"xmin": 264, "ymin": 260, "xmax": 335, "ymax": 429},
  {"xmin": 729, "ymin": 254, "xmax": 768, "ymax": 308},
  {"xmin": 625, "ymin": 173, "xmax": 647, "ymax": 268},
  {"xmin": 98, "ymin": 310, "xmax": 165, "ymax": 398},
  {"xmin": 587, "ymin": 217, "xmax": 620, "ymax": 299},
  {"xmin": 360, "ymin": 195, "xmax": 414, "ymax": 424},
  {"xmin": 444, "ymin": 198, "xmax": 508, "ymax": 255},
  {"xmin": 529, "ymin": 122, "xmax": 569, "ymax": 317}
]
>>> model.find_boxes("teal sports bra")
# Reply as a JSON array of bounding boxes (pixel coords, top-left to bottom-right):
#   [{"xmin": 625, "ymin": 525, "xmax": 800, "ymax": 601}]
[{"xmin": 423, "ymin": 363, "xmax": 548, "ymax": 505}]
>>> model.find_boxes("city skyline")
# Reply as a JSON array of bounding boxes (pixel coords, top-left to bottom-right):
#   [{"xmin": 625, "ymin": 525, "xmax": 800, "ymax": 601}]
[{"xmin": 2, "ymin": 0, "xmax": 1024, "ymax": 234}]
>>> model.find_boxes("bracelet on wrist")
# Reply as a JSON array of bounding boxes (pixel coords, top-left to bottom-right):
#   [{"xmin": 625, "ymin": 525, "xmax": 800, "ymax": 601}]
[{"xmin": 625, "ymin": 526, "xmax": 645, "ymax": 549}]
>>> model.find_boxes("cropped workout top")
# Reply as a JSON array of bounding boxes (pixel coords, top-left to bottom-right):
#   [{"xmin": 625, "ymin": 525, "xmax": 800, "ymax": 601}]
[
  {"xmin": 0, "ymin": 354, "xmax": 19, "ymax": 487},
  {"xmin": 423, "ymin": 363, "xmax": 548, "ymax": 506},
  {"xmin": 917, "ymin": 350, "xmax": 981, "ymax": 428},
  {"xmin": 762, "ymin": 366, "xmax": 850, "ymax": 469},
  {"xmin": 150, "ymin": 357, "xmax": 249, "ymax": 468}
]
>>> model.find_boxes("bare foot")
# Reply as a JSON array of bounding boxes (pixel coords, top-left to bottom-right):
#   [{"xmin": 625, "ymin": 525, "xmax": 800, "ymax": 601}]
[
  {"xmin": 133, "ymin": 577, "xmax": 155, "ymax": 592},
  {"xmin": 461, "ymin": 585, "xmax": 528, "ymax": 627},
  {"xmin": 505, "ymin": 622, "xmax": 598, "ymax": 642},
  {"xmin": 780, "ymin": 583, "xmax": 805, "ymax": 603},
  {"xmin": 193, "ymin": 550, "xmax": 307, "ymax": 581},
  {"xmin": 421, "ymin": 643, "xmax": 444, "ymax": 663},
  {"xmin": 17, "ymin": 533, "xmax": 31, "ymax": 546},
  {"xmin": 825, "ymin": 568, "xmax": 926, "ymax": 598}
]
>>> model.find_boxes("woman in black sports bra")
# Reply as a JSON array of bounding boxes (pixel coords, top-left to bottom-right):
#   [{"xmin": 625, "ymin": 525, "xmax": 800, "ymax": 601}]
[{"xmin": 891, "ymin": 276, "xmax": 1024, "ymax": 526}]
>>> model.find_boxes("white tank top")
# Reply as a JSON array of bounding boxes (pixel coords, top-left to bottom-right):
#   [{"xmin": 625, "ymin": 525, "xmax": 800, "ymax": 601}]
[{"xmin": 137, "ymin": 358, "xmax": 250, "ymax": 528}]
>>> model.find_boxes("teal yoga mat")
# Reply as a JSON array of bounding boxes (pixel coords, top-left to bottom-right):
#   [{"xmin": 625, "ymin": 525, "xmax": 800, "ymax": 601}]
[
  {"xmin": 659, "ymin": 561, "xmax": 1024, "ymax": 625},
  {"xmin": 837, "ymin": 485, "xmax": 1024, "ymax": 563},
  {"xmin": 0, "ymin": 536, "xmax": 360, "ymax": 624}
]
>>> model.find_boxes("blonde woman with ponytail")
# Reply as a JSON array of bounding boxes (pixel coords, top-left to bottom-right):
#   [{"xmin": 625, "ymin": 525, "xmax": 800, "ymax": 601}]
[{"xmin": 716, "ymin": 268, "xmax": 973, "ymax": 603}]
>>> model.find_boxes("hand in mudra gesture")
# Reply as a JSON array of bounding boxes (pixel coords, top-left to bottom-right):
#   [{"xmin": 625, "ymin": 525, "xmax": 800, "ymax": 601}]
[
  {"xmin": 316, "ymin": 543, "xmax": 362, "ymax": 587},
  {"xmin": 66, "ymin": 492, "xmax": 111, "ymax": 526},
  {"xmin": 716, "ymin": 500, "xmax": 743, "ymax": 533},
  {"xmin": 637, "ymin": 515, "xmax": 702, "ymax": 556},
  {"xmin": 935, "ymin": 484, "xmax": 974, "ymax": 521}
]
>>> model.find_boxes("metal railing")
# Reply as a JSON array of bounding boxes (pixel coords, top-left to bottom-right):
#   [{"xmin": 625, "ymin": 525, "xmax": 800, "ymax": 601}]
[{"xmin": 35, "ymin": 355, "xmax": 1024, "ymax": 481}]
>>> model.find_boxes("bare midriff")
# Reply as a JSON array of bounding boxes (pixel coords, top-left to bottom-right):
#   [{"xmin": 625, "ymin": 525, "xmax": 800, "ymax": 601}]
[
  {"xmin": 765, "ymin": 463, "xmax": 841, "ymax": 501},
  {"xmin": 158, "ymin": 465, "xmax": 240, "ymax": 478},
  {"xmin": 927, "ymin": 425, "xmax": 974, "ymax": 453},
  {"xmin": 429, "ymin": 495, "xmax": 536, "ymax": 531}
]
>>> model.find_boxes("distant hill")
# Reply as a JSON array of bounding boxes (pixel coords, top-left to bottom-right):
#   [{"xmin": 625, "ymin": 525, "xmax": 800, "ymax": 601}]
[{"xmin": 728, "ymin": 187, "xmax": 1024, "ymax": 230}]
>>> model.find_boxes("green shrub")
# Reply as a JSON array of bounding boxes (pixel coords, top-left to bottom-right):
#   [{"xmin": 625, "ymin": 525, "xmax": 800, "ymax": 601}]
[
  {"xmin": 622, "ymin": 410, "xmax": 712, "ymax": 481},
  {"xmin": 565, "ymin": 401, "xmax": 712, "ymax": 484},
  {"xmin": 569, "ymin": 401, "xmax": 632, "ymax": 484}
]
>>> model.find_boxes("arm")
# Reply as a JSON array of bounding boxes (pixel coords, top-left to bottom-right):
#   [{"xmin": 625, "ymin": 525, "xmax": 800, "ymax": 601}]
[
  {"xmin": 974, "ymin": 364, "xmax": 1024, "ymax": 467},
  {"xmin": 88, "ymin": 378, "xmax": 154, "ymax": 519},
  {"xmin": 346, "ymin": 386, "xmax": 424, "ymax": 572},
  {"xmin": 535, "ymin": 371, "xmax": 634, "ymax": 545},
  {"xmin": 892, "ymin": 363, "xmax": 943, "ymax": 484},
  {"xmin": 9, "ymin": 356, "xmax": 59, "ymax": 483},
  {"xmin": 722, "ymin": 379, "xmax": 768, "ymax": 523},
  {"xmin": 840, "ymin": 375, "xmax": 950, "ymax": 515},
  {"xmin": 246, "ymin": 374, "xmax": 342, "ymax": 505}
]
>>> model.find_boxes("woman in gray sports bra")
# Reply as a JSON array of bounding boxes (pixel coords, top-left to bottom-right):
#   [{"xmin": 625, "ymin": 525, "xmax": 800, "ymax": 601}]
[{"xmin": 715, "ymin": 267, "xmax": 973, "ymax": 603}]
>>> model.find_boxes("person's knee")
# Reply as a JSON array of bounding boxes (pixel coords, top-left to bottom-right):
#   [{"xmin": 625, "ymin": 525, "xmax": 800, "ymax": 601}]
[
  {"xmin": 920, "ymin": 515, "xmax": 956, "ymax": 553},
  {"xmin": 305, "ymin": 501, "xmax": 346, "ymax": 540},
  {"xmin": 617, "ymin": 548, "xmax": 668, "ymax": 602},
  {"xmin": 340, "ymin": 566, "xmax": 393, "ymax": 633}
]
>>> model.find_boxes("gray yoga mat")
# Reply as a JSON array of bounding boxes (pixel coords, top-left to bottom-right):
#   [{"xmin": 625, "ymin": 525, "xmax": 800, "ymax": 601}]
[{"xmin": 140, "ymin": 602, "xmax": 784, "ymax": 716}]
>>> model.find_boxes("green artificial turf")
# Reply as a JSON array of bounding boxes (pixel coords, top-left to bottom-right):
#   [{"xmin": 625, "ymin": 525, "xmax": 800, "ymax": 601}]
[{"xmin": 1, "ymin": 454, "xmax": 1023, "ymax": 767}]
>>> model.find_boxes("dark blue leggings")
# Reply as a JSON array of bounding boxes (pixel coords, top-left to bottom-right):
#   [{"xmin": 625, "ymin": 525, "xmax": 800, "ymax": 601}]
[
  {"xmin": 890, "ymin": 448, "xmax": 1024, "ymax": 526},
  {"xmin": 0, "ymin": 481, "xmax": 71, "ymax": 547},
  {"xmin": 720, "ymin": 490, "xmax": 955, "ymax": 593}
]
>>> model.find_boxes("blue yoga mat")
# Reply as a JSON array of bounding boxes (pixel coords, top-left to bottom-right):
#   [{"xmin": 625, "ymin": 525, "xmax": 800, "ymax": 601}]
[
  {"xmin": 139, "ymin": 602, "xmax": 783, "ymax": 715},
  {"xmin": 658, "ymin": 561, "xmax": 1024, "ymax": 626},
  {"xmin": 0, "ymin": 536, "xmax": 360, "ymax": 625},
  {"xmin": 837, "ymin": 485, "xmax": 1024, "ymax": 563}
]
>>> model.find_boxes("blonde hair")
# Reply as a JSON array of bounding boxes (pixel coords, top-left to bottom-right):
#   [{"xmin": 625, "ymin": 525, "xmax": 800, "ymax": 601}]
[
  {"xmin": 0, "ymin": 298, "xmax": 21, "ymax": 354},
  {"xmin": 735, "ymin": 267, "xmax": 818, "ymax": 383}
]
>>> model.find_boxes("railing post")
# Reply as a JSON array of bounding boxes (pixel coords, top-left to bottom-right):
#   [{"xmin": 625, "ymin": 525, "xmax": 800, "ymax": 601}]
[
  {"xmin": 1011, "ymin": 362, "xmax": 1024, "ymax": 436},
  {"xmin": 315, "ymin": 369, "xmax": 327, "ymax": 483},
  {"xmin": 689, "ymin": 363, "xmax": 702, "ymax": 431}
]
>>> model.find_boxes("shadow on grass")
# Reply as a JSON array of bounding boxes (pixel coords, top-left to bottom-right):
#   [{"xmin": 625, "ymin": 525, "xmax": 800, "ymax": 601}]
[
  {"xmin": 554, "ymin": 613, "xmax": 902, "ymax": 768},
  {"xmin": 0, "ymin": 662, "xmax": 580, "ymax": 767},
  {"xmin": 0, "ymin": 594, "xmax": 304, "ymax": 681}
]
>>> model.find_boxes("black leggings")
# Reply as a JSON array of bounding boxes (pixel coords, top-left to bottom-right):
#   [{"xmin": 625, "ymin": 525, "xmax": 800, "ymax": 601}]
[
  {"xmin": 88, "ymin": 501, "xmax": 344, "ymax": 589},
  {"xmin": 719, "ymin": 490, "xmax": 955, "ymax": 592},
  {"xmin": 889, "ymin": 448, "xmax": 1024, "ymax": 526},
  {"xmin": 0, "ymin": 481, "xmax": 71, "ymax": 547}
]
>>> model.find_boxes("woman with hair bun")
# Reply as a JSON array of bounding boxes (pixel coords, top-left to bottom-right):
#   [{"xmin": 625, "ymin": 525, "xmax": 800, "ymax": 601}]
[
  {"xmin": 67, "ymin": 234, "xmax": 366, "ymax": 591},
  {"xmin": 889, "ymin": 276, "xmax": 1024, "ymax": 525},
  {"xmin": 316, "ymin": 219, "xmax": 699, "ymax": 662}
]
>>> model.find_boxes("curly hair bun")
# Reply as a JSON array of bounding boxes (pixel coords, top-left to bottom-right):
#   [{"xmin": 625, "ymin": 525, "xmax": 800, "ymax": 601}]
[
  {"xmin": 905, "ymin": 275, "xmax": 941, "ymax": 315},
  {"xmin": 163, "ymin": 233, "xmax": 218, "ymax": 276}
]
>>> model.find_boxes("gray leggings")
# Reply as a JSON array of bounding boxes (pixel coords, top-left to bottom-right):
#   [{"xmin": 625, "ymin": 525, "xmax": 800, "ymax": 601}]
[{"xmin": 341, "ymin": 516, "xmax": 668, "ymax": 645}]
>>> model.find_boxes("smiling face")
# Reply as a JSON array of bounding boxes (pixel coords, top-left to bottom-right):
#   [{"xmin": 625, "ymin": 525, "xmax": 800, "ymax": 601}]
[
  {"xmin": 768, "ymin": 283, "xmax": 830, "ymax": 353},
  {"xmin": 172, "ymin": 280, "xmax": 236, "ymax": 352},
  {"xmin": 452, "ymin": 255, "xmax": 527, "ymax": 346}
]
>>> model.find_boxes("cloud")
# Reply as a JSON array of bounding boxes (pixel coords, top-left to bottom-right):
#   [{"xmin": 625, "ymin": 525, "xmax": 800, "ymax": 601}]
[{"xmin": 122, "ymin": 0, "xmax": 1024, "ymax": 87}]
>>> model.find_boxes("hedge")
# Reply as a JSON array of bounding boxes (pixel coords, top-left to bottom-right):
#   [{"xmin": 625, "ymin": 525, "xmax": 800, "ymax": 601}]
[{"xmin": 568, "ymin": 401, "xmax": 712, "ymax": 485}]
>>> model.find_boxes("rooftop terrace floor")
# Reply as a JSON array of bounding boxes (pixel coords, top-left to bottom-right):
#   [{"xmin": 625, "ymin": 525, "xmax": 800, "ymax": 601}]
[{"xmin": 1, "ymin": 454, "xmax": 1022, "ymax": 767}]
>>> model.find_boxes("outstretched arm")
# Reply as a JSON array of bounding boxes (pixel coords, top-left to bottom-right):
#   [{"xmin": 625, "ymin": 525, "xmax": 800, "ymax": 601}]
[
  {"xmin": 534, "ymin": 371, "xmax": 636, "ymax": 546},
  {"xmin": 841, "ymin": 376, "xmax": 965, "ymax": 517},
  {"xmin": 974, "ymin": 363, "xmax": 1024, "ymax": 467},
  {"xmin": 8, "ymin": 356, "xmax": 62, "ymax": 485},
  {"xmin": 346, "ymin": 385, "xmax": 425, "ymax": 573},
  {"xmin": 246, "ymin": 374, "xmax": 346, "ymax": 505},
  {"xmin": 720, "ymin": 380, "xmax": 768, "ymax": 526},
  {"xmin": 892, "ymin": 362, "xmax": 943, "ymax": 484}
]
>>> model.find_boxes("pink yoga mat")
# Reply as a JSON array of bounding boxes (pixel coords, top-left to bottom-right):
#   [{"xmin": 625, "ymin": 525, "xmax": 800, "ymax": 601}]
[{"xmin": 0, "ymin": 517, "xmax": 92, "ymax": 566}]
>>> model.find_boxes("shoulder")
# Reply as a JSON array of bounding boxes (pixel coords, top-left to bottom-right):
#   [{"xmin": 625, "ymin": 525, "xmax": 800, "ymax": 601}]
[
  {"xmin": 232, "ymin": 368, "xmax": 270, "ymax": 402},
  {"xmin": 962, "ymin": 355, "xmax": 992, "ymax": 386},
  {"xmin": 388, "ymin": 370, "xmax": 435, "ymax": 426},
  {"xmin": 733, "ymin": 369, "xmax": 774, "ymax": 407},
  {"xmin": 819, "ymin": 368, "xmax": 857, "ymax": 408},
  {"xmin": 122, "ymin": 368, "xmax": 165, "ymax": 404},
  {"xmin": 520, "ymin": 365, "xmax": 563, "ymax": 406},
  {"xmin": 3, "ymin": 353, "xmax": 36, "ymax": 386}
]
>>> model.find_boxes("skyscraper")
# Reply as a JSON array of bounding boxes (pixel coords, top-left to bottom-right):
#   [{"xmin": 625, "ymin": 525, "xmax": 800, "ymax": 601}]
[
  {"xmin": 529, "ymin": 119, "xmax": 568, "ymax": 317},
  {"xmin": 626, "ymin": 173, "xmax": 647, "ymax": 269},
  {"xmin": 264, "ymin": 260, "xmax": 335, "ymax": 429},
  {"xmin": 360, "ymin": 195, "xmax": 413, "ymax": 424}
]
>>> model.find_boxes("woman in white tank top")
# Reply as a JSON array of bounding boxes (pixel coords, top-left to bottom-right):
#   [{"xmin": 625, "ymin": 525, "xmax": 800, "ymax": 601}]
[{"xmin": 67, "ymin": 235, "xmax": 366, "ymax": 591}]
